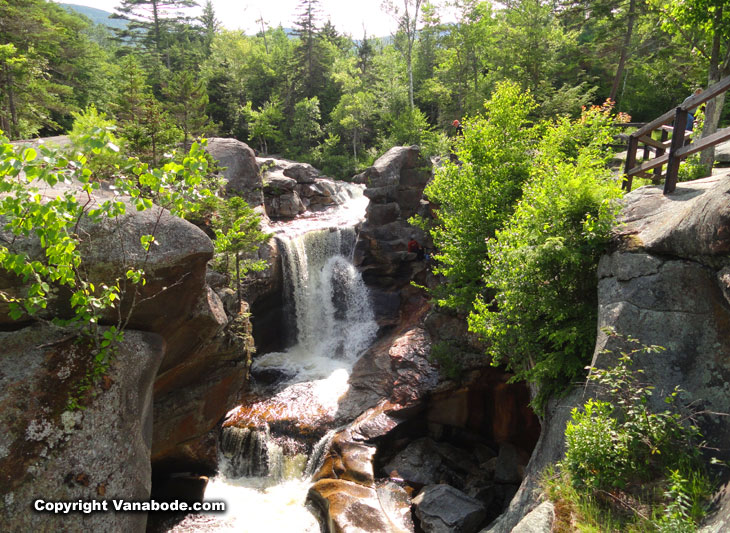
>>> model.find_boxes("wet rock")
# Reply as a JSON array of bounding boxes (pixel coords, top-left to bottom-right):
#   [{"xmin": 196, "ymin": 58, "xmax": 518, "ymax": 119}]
[
  {"xmin": 494, "ymin": 443, "xmax": 522, "ymax": 484},
  {"xmin": 205, "ymin": 137, "xmax": 263, "ymax": 207},
  {"xmin": 309, "ymin": 478, "xmax": 413, "ymax": 533},
  {"xmin": 0, "ymin": 326, "xmax": 164, "ymax": 532},
  {"xmin": 413, "ymin": 484, "xmax": 487, "ymax": 533},
  {"xmin": 265, "ymin": 190, "xmax": 307, "ymax": 219}
]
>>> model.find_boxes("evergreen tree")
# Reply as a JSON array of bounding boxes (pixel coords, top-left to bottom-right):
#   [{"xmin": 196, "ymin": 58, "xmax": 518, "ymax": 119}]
[
  {"xmin": 199, "ymin": 0, "xmax": 219, "ymax": 54},
  {"xmin": 112, "ymin": 0, "xmax": 198, "ymax": 67},
  {"xmin": 292, "ymin": 0, "xmax": 327, "ymax": 99},
  {"xmin": 163, "ymin": 70, "xmax": 211, "ymax": 149}
]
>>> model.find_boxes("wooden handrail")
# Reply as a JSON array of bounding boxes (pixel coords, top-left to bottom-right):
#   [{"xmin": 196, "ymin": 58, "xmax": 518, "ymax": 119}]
[{"xmin": 622, "ymin": 74, "xmax": 730, "ymax": 194}]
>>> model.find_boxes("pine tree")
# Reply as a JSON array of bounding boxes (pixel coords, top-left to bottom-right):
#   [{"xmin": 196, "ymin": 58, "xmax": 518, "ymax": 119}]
[
  {"xmin": 163, "ymin": 70, "xmax": 211, "ymax": 150},
  {"xmin": 199, "ymin": 0, "xmax": 219, "ymax": 54},
  {"xmin": 291, "ymin": 0, "xmax": 327, "ymax": 99},
  {"xmin": 112, "ymin": 0, "xmax": 198, "ymax": 66}
]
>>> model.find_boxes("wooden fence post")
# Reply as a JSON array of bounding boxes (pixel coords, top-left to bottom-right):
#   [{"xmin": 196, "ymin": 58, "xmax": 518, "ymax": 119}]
[
  {"xmin": 623, "ymin": 136, "xmax": 639, "ymax": 191},
  {"xmin": 664, "ymin": 107, "xmax": 688, "ymax": 194},
  {"xmin": 653, "ymin": 128, "xmax": 668, "ymax": 182}
]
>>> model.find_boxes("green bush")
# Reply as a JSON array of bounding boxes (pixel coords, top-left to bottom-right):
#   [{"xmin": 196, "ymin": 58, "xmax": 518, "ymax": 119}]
[
  {"xmin": 69, "ymin": 105, "xmax": 126, "ymax": 181},
  {"xmin": 555, "ymin": 332, "xmax": 712, "ymax": 531},
  {"xmin": 468, "ymin": 103, "xmax": 621, "ymax": 410},
  {"xmin": 418, "ymin": 80, "xmax": 538, "ymax": 312}
]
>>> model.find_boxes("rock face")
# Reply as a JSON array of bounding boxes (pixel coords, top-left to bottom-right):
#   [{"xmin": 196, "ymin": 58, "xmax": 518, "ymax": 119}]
[
  {"xmin": 257, "ymin": 157, "xmax": 352, "ymax": 219},
  {"xmin": 486, "ymin": 175, "xmax": 730, "ymax": 532},
  {"xmin": 353, "ymin": 146, "xmax": 433, "ymax": 326},
  {"xmin": 0, "ymin": 180, "xmax": 251, "ymax": 510},
  {"xmin": 0, "ymin": 326, "xmax": 164, "ymax": 532},
  {"xmin": 205, "ymin": 137, "xmax": 264, "ymax": 208}
]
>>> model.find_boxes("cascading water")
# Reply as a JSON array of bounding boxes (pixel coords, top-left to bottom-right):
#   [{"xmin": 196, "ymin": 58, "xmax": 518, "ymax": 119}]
[{"xmin": 167, "ymin": 183, "xmax": 376, "ymax": 532}]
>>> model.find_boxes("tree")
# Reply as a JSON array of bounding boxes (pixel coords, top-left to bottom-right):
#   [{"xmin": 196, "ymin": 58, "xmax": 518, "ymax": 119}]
[
  {"xmin": 660, "ymin": 0, "xmax": 730, "ymax": 172},
  {"xmin": 241, "ymin": 98, "xmax": 284, "ymax": 154},
  {"xmin": 383, "ymin": 0, "xmax": 424, "ymax": 109},
  {"xmin": 163, "ymin": 70, "xmax": 211, "ymax": 150},
  {"xmin": 330, "ymin": 91, "xmax": 376, "ymax": 159},
  {"xmin": 112, "ymin": 0, "xmax": 198, "ymax": 67},
  {"xmin": 292, "ymin": 0, "xmax": 327, "ymax": 99},
  {"xmin": 418, "ymin": 81, "xmax": 536, "ymax": 312},
  {"xmin": 290, "ymin": 96, "xmax": 323, "ymax": 153},
  {"xmin": 212, "ymin": 197, "xmax": 268, "ymax": 307},
  {"xmin": 199, "ymin": 0, "xmax": 219, "ymax": 54},
  {"xmin": 115, "ymin": 55, "xmax": 180, "ymax": 164}
]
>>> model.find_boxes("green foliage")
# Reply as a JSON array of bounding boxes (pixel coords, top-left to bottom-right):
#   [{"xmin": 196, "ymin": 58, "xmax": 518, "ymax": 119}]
[
  {"xmin": 0, "ymin": 128, "xmax": 214, "ymax": 403},
  {"xmin": 163, "ymin": 70, "xmax": 212, "ymax": 150},
  {"xmin": 468, "ymin": 102, "xmax": 621, "ymax": 410},
  {"xmin": 554, "ymin": 332, "xmax": 712, "ymax": 531},
  {"xmin": 289, "ymin": 96, "xmax": 323, "ymax": 155},
  {"xmin": 428, "ymin": 340, "xmax": 465, "ymax": 381},
  {"xmin": 241, "ymin": 98, "xmax": 284, "ymax": 155},
  {"xmin": 212, "ymin": 196, "xmax": 269, "ymax": 304},
  {"xmin": 419, "ymin": 80, "xmax": 537, "ymax": 312},
  {"xmin": 69, "ymin": 105, "xmax": 125, "ymax": 181}
]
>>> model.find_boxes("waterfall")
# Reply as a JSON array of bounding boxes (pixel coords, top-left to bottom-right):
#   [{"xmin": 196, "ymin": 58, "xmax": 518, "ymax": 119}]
[
  {"xmin": 251, "ymin": 225, "xmax": 378, "ymax": 383},
  {"xmin": 170, "ymin": 186, "xmax": 376, "ymax": 532}
]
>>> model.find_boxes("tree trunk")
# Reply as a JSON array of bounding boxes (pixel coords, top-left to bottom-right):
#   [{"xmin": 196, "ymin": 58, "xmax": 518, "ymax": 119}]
[
  {"xmin": 609, "ymin": 0, "xmax": 637, "ymax": 104},
  {"xmin": 699, "ymin": 6, "xmax": 729, "ymax": 174},
  {"xmin": 352, "ymin": 129, "xmax": 358, "ymax": 159}
]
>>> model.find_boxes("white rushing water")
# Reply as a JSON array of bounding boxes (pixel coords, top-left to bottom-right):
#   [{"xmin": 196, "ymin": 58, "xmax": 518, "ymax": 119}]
[{"xmin": 171, "ymin": 182, "xmax": 377, "ymax": 532}]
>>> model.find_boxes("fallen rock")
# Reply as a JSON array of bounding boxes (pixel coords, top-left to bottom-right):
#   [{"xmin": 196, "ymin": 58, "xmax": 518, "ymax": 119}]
[{"xmin": 413, "ymin": 484, "xmax": 487, "ymax": 533}]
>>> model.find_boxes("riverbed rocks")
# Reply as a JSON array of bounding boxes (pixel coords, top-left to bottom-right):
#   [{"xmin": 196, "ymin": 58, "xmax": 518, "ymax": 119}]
[
  {"xmin": 0, "ymin": 326, "xmax": 164, "ymax": 532},
  {"xmin": 413, "ymin": 484, "xmax": 487, "ymax": 533},
  {"xmin": 258, "ymin": 157, "xmax": 352, "ymax": 219}
]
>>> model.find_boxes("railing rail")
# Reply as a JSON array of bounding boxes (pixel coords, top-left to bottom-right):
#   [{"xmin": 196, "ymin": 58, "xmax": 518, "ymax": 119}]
[{"xmin": 622, "ymin": 75, "xmax": 730, "ymax": 194}]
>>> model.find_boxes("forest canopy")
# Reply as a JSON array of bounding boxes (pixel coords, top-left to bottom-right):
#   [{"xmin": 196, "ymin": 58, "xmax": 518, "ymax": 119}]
[{"xmin": 0, "ymin": 0, "xmax": 725, "ymax": 177}]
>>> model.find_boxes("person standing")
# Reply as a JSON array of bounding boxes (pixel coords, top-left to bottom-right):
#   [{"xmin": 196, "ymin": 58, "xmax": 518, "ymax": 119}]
[{"xmin": 682, "ymin": 88, "xmax": 704, "ymax": 131}]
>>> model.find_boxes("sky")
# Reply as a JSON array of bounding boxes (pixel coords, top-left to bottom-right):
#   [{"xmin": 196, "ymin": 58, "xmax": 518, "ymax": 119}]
[{"xmin": 57, "ymin": 0, "xmax": 403, "ymax": 38}]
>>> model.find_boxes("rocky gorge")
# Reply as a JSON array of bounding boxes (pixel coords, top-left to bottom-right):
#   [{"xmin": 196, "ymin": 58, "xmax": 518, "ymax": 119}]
[{"xmin": 2, "ymin": 136, "xmax": 730, "ymax": 533}]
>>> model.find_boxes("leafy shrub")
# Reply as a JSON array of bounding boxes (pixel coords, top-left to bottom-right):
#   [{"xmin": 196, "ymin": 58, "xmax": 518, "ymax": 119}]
[
  {"xmin": 418, "ymin": 80, "xmax": 538, "ymax": 312},
  {"xmin": 554, "ymin": 332, "xmax": 712, "ymax": 531},
  {"xmin": 69, "ymin": 105, "xmax": 126, "ymax": 181},
  {"xmin": 468, "ymin": 103, "xmax": 621, "ymax": 410}
]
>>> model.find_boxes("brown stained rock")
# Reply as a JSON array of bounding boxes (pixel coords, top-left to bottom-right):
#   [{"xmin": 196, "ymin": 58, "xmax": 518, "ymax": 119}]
[{"xmin": 309, "ymin": 479, "xmax": 413, "ymax": 533}]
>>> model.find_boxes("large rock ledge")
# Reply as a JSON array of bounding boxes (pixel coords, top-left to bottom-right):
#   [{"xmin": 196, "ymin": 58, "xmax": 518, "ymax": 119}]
[{"xmin": 485, "ymin": 175, "xmax": 730, "ymax": 532}]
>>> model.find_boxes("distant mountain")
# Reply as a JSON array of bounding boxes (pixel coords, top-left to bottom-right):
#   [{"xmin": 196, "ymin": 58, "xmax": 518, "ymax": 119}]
[{"xmin": 61, "ymin": 4, "xmax": 127, "ymax": 30}]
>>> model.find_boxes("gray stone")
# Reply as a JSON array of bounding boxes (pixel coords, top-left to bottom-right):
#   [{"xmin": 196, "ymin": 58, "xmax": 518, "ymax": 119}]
[
  {"xmin": 367, "ymin": 202, "xmax": 401, "ymax": 225},
  {"xmin": 264, "ymin": 191, "xmax": 306, "ymax": 219},
  {"xmin": 282, "ymin": 161, "xmax": 321, "ymax": 183},
  {"xmin": 511, "ymin": 501, "xmax": 554, "ymax": 533},
  {"xmin": 414, "ymin": 484, "xmax": 487, "ymax": 533},
  {"xmin": 0, "ymin": 326, "xmax": 164, "ymax": 532},
  {"xmin": 715, "ymin": 139, "xmax": 730, "ymax": 164},
  {"xmin": 263, "ymin": 172, "xmax": 297, "ymax": 194},
  {"xmin": 494, "ymin": 443, "xmax": 522, "ymax": 484},
  {"xmin": 205, "ymin": 138, "xmax": 263, "ymax": 207},
  {"xmin": 383, "ymin": 438, "xmax": 443, "ymax": 486}
]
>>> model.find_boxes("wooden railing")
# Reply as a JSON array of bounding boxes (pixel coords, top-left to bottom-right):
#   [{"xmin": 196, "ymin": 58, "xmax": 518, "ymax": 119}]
[{"xmin": 622, "ymin": 75, "xmax": 730, "ymax": 194}]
